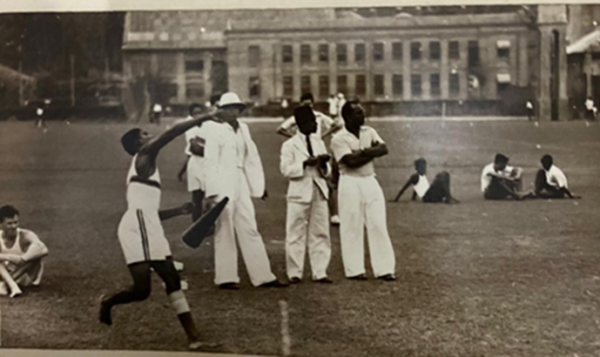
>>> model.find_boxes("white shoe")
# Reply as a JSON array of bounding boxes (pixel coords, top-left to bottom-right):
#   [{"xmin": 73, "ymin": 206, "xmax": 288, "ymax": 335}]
[
  {"xmin": 174, "ymin": 261, "xmax": 184, "ymax": 272},
  {"xmin": 330, "ymin": 215, "xmax": 340, "ymax": 225},
  {"xmin": 9, "ymin": 286, "xmax": 22, "ymax": 298}
]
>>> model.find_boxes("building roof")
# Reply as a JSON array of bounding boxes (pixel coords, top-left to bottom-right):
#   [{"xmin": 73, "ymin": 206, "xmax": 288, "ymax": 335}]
[
  {"xmin": 567, "ymin": 29, "xmax": 600, "ymax": 54},
  {"xmin": 123, "ymin": 9, "xmax": 335, "ymax": 50},
  {"xmin": 226, "ymin": 12, "xmax": 529, "ymax": 34}
]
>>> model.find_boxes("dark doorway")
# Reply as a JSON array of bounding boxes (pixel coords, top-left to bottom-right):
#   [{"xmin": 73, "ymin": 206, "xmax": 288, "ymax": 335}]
[
  {"xmin": 210, "ymin": 60, "xmax": 228, "ymax": 96},
  {"xmin": 550, "ymin": 30, "xmax": 560, "ymax": 121}
]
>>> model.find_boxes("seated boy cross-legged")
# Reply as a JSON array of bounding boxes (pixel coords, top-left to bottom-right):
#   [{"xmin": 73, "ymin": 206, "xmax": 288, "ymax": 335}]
[
  {"xmin": 481, "ymin": 154, "xmax": 527, "ymax": 200},
  {"xmin": 533, "ymin": 154, "xmax": 580, "ymax": 199}
]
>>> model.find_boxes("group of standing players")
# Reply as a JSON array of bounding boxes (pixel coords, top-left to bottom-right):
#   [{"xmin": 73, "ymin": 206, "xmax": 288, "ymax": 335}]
[{"xmin": 99, "ymin": 90, "xmax": 582, "ymax": 351}]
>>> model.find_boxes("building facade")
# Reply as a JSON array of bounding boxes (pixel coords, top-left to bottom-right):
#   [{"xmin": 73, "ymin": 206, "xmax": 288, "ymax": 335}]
[{"xmin": 122, "ymin": 6, "xmax": 570, "ymax": 119}]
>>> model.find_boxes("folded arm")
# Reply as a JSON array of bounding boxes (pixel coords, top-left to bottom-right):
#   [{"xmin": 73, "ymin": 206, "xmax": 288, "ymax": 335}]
[{"xmin": 139, "ymin": 114, "xmax": 214, "ymax": 157}]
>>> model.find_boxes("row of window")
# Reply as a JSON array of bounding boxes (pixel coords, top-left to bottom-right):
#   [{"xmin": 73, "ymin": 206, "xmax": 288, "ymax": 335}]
[
  {"xmin": 248, "ymin": 73, "xmax": 462, "ymax": 98},
  {"xmin": 248, "ymin": 40, "xmax": 509, "ymax": 67}
]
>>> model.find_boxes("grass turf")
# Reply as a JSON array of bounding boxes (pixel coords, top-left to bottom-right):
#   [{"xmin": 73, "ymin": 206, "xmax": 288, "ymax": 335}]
[{"xmin": 1, "ymin": 119, "xmax": 600, "ymax": 356}]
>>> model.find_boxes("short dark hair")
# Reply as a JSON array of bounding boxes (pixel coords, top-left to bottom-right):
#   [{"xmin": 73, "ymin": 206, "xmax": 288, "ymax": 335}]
[
  {"xmin": 541, "ymin": 154, "xmax": 553, "ymax": 167},
  {"xmin": 300, "ymin": 93, "xmax": 314, "ymax": 103},
  {"xmin": 494, "ymin": 153, "xmax": 509, "ymax": 164},
  {"xmin": 188, "ymin": 103, "xmax": 203, "ymax": 116},
  {"xmin": 414, "ymin": 158, "xmax": 427, "ymax": 167},
  {"xmin": 294, "ymin": 105, "xmax": 315, "ymax": 125},
  {"xmin": 0, "ymin": 205, "xmax": 19, "ymax": 222},
  {"xmin": 341, "ymin": 100, "xmax": 361, "ymax": 122},
  {"xmin": 121, "ymin": 128, "xmax": 142, "ymax": 156}
]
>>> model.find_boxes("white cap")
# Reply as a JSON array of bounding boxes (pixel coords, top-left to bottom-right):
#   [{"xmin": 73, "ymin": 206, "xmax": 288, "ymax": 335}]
[{"xmin": 218, "ymin": 92, "xmax": 246, "ymax": 111}]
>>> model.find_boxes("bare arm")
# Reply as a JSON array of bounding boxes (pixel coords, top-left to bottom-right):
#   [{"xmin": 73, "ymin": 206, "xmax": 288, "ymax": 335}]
[
  {"xmin": 363, "ymin": 142, "xmax": 388, "ymax": 158},
  {"xmin": 339, "ymin": 150, "xmax": 375, "ymax": 168},
  {"xmin": 15, "ymin": 231, "xmax": 49, "ymax": 263},
  {"xmin": 159, "ymin": 203, "xmax": 193, "ymax": 221},
  {"xmin": 392, "ymin": 176, "xmax": 416, "ymax": 202},
  {"xmin": 139, "ymin": 114, "xmax": 214, "ymax": 157},
  {"xmin": 277, "ymin": 127, "xmax": 294, "ymax": 138},
  {"xmin": 177, "ymin": 157, "xmax": 189, "ymax": 182},
  {"xmin": 277, "ymin": 117, "xmax": 295, "ymax": 138}
]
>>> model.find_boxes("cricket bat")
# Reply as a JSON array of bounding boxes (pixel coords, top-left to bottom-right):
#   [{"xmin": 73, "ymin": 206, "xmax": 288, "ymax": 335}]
[{"xmin": 182, "ymin": 197, "xmax": 229, "ymax": 248}]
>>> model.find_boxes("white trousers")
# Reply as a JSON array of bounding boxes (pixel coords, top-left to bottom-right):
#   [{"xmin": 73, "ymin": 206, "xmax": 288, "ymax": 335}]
[
  {"xmin": 338, "ymin": 175, "xmax": 396, "ymax": 278},
  {"xmin": 285, "ymin": 184, "xmax": 331, "ymax": 280},
  {"xmin": 214, "ymin": 171, "xmax": 276, "ymax": 287}
]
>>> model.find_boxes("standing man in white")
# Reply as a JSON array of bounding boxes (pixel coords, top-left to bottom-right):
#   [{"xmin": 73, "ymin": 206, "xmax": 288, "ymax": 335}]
[
  {"xmin": 330, "ymin": 101, "xmax": 396, "ymax": 281},
  {"xmin": 203, "ymin": 92, "xmax": 288, "ymax": 290},
  {"xmin": 280, "ymin": 105, "xmax": 332, "ymax": 284}
]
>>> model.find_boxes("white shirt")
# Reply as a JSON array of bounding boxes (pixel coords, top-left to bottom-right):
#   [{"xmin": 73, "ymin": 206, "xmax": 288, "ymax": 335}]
[
  {"xmin": 413, "ymin": 175, "xmax": 430, "ymax": 198},
  {"xmin": 331, "ymin": 126, "xmax": 384, "ymax": 177},
  {"xmin": 328, "ymin": 98, "xmax": 338, "ymax": 115},
  {"xmin": 545, "ymin": 165, "xmax": 568, "ymax": 188},
  {"xmin": 586, "ymin": 99, "xmax": 594, "ymax": 110},
  {"xmin": 153, "ymin": 104, "xmax": 163, "ymax": 113},
  {"xmin": 279, "ymin": 111, "xmax": 335, "ymax": 138},
  {"xmin": 526, "ymin": 101, "xmax": 533, "ymax": 109},
  {"xmin": 481, "ymin": 162, "xmax": 514, "ymax": 192}
]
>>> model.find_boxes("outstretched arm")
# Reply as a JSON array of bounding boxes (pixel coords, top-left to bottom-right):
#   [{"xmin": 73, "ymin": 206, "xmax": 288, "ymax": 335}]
[
  {"xmin": 159, "ymin": 203, "xmax": 194, "ymax": 221},
  {"xmin": 139, "ymin": 114, "xmax": 215, "ymax": 156},
  {"xmin": 392, "ymin": 176, "xmax": 416, "ymax": 202}
]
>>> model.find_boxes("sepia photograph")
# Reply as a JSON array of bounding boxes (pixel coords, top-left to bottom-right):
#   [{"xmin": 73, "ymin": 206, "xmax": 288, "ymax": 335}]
[{"xmin": 1, "ymin": 1, "xmax": 600, "ymax": 356}]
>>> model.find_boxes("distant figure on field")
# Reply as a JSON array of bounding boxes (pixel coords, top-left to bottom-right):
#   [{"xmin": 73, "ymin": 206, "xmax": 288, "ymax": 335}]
[
  {"xmin": 151, "ymin": 103, "xmax": 163, "ymax": 125},
  {"xmin": 585, "ymin": 97, "xmax": 595, "ymax": 121},
  {"xmin": 0, "ymin": 205, "xmax": 48, "ymax": 298},
  {"xmin": 391, "ymin": 158, "xmax": 459, "ymax": 204},
  {"xmin": 533, "ymin": 154, "xmax": 580, "ymax": 199},
  {"xmin": 481, "ymin": 154, "xmax": 526, "ymax": 200},
  {"xmin": 526, "ymin": 100, "xmax": 534, "ymax": 121}
]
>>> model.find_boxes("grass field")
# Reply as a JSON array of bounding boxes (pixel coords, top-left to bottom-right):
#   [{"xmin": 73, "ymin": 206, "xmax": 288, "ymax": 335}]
[{"xmin": 1, "ymin": 118, "xmax": 600, "ymax": 357}]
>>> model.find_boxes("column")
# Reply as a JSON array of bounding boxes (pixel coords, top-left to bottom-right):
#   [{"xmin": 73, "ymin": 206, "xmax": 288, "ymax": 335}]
[
  {"xmin": 293, "ymin": 42, "xmax": 301, "ymax": 102},
  {"xmin": 176, "ymin": 52, "xmax": 186, "ymax": 103},
  {"xmin": 440, "ymin": 39, "xmax": 449, "ymax": 99},
  {"xmin": 384, "ymin": 41, "xmax": 393, "ymax": 99},
  {"xmin": 403, "ymin": 41, "xmax": 411, "ymax": 100},
  {"xmin": 203, "ymin": 51, "xmax": 213, "ymax": 101},
  {"xmin": 329, "ymin": 43, "xmax": 337, "ymax": 95}
]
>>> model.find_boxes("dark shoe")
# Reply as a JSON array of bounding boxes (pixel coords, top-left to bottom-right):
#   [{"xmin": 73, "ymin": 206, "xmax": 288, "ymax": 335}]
[
  {"xmin": 378, "ymin": 274, "xmax": 396, "ymax": 282},
  {"xmin": 348, "ymin": 274, "xmax": 367, "ymax": 281},
  {"xmin": 218, "ymin": 282, "xmax": 240, "ymax": 290},
  {"xmin": 289, "ymin": 277, "xmax": 301, "ymax": 284},
  {"xmin": 314, "ymin": 277, "xmax": 333, "ymax": 284},
  {"xmin": 259, "ymin": 279, "xmax": 289, "ymax": 288},
  {"xmin": 99, "ymin": 299, "xmax": 112, "ymax": 326}
]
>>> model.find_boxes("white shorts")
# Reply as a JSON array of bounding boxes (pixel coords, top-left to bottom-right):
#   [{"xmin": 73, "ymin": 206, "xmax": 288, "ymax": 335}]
[
  {"xmin": 187, "ymin": 157, "xmax": 205, "ymax": 193},
  {"xmin": 118, "ymin": 209, "xmax": 171, "ymax": 265}
]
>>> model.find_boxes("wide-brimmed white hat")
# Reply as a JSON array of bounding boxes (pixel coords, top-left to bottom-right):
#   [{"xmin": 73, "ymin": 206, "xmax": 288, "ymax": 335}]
[{"xmin": 218, "ymin": 92, "xmax": 246, "ymax": 111}]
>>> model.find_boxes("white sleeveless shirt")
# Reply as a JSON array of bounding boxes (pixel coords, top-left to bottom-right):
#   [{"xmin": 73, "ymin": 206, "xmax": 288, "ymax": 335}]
[
  {"xmin": 413, "ymin": 175, "xmax": 430, "ymax": 199},
  {"xmin": 126, "ymin": 155, "xmax": 161, "ymax": 211},
  {"xmin": 0, "ymin": 230, "xmax": 24, "ymax": 255}
]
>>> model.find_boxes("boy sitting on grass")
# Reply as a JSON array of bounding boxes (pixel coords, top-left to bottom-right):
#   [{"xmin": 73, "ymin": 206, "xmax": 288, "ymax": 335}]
[{"xmin": 391, "ymin": 158, "xmax": 459, "ymax": 204}]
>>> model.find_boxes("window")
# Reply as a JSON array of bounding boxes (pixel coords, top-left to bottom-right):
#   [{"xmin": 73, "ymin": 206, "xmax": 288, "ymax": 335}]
[
  {"xmin": 497, "ymin": 47, "xmax": 510, "ymax": 59},
  {"xmin": 355, "ymin": 75, "xmax": 366, "ymax": 96},
  {"xmin": 429, "ymin": 42, "xmax": 441, "ymax": 61},
  {"xmin": 449, "ymin": 73, "xmax": 460, "ymax": 96},
  {"xmin": 355, "ymin": 44, "xmax": 366, "ymax": 63},
  {"xmin": 248, "ymin": 46, "xmax": 260, "ymax": 68},
  {"xmin": 411, "ymin": 42, "xmax": 422, "ymax": 61},
  {"xmin": 374, "ymin": 75, "xmax": 384, "ymax": 96},
  {"xmin": 337, "ymin": 75, "xmax": 348, "ymax": 95},
  {"xmin": 185, "ymin": 60, "xmax": 204, "ymax": 72},
  {"xmin": 497, "ymin": 82, "xmax": 510, "ymax": 94},
  {"xmin": 301, "ymin": 44, "xmax": 311, "ymax": 64},
  {"xmin": 301, "ymin": 75, "xmax": 311, "ymax": 95},
  {"xmin": 373, "ymin": 42, "xmax": 384, "ymax": 61},
  {"xmin": 283, "ymin": 76, "xmax": 294, "ymax": 97},
  {"xmin": 249, "ymin": 77, "xmax": 260, "ymax": 97},
  {"xmin": 393, "ymin": 74, "xmax": 403, "ymax": 95},
  {"xmin": 319, "ymin": 75, "xmax": 329, "ymax": 98},
  {"xmin": 449, "ymin": 41, "xmax": 460, "ymax": 60},
  {"xmin": 468, "ymin": 41, "xmax": 480, "ymax": 67},
  {"xmin": 430, "ymin": 74, "xmax": 441, "ymax": 97},
  {"xmin": 319, "ymin": 44, "xmax": 329, "ymax": 62},
  {"xmin": 282, "ymin": 45, "xmax": 293, "ymax": 63},
  {"xmin": 186, "ymin": 83, "xmax": 205, "ymax": 99},
  {"xmin": 337, "ymin": 44, "xmax": 347, "ymax": 64},
  {"xmin": 392, "ymin": 42, "xmax": 403, "ymax": 61},
  {"xmin": 411, "ymin": 74, "xmax": 422, "ymax": 97}
]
